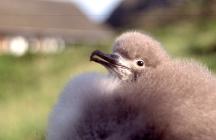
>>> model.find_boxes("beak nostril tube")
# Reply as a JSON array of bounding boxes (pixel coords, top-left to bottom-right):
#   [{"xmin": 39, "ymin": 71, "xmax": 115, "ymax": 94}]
[{"xmin": 110, "ymin": 54, "xmax": 119, "ymax": 59}]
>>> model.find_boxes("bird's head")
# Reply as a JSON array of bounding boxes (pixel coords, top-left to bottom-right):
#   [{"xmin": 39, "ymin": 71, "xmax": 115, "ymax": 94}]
[{"xmin": 90, "ymin": 31, "xmax": 170, "ymax": 80}]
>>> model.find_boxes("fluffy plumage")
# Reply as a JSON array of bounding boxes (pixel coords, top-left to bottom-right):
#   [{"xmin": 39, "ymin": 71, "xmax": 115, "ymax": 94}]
[
  {"xmin": 47, "ymin": 31, "xmax": 216, "ymax": 140},
  {"xmin": 113, "ymin": 32, "xmax": 170, "ymax": 67}
]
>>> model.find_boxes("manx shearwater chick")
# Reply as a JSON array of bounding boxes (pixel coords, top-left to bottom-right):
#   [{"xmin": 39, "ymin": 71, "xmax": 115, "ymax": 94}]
[{"xmin": 47, "ymin": 31, "xmax": 216, "ymax": 140}]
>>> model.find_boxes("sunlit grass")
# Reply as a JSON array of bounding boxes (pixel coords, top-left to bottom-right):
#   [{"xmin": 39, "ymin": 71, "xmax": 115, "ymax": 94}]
[
  {"xmin": 152, "ymin": 20, "xmax": 216, "ymax": 57},
  {"xmin": 0, "ymin": 45, "xmax": 107, "ymax": 140}
]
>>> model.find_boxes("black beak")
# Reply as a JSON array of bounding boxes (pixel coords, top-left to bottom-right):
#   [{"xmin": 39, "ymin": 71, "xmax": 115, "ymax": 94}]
[
  {"xmin": 90, "ymin": 50, "xmax": 133, "ymax": 80},
  {"xmin": 90, "ymin": 50, "xmax": 119, "ymax": 68}
]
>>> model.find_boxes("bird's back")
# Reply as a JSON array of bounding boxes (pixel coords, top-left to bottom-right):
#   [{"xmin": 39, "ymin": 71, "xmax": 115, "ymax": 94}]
[
  {"xmin": 47, "ymin": 60, "xmax": 216, "ymax": 140},
  {"xmin": 121, "ymin": 60, "xmax": 216, "ymax": 140},
  {"xmin": 73, "ymin": 60, "xmax": 216, "ymax": 140}
]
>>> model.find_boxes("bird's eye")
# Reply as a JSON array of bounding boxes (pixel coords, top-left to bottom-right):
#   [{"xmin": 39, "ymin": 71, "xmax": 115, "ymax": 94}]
[{"xmin": 136, "ymin": 60, "xmax": 144, "ymax": 67}]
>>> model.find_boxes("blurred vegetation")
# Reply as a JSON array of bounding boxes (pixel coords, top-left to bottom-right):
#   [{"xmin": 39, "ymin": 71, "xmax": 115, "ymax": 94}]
[
  {"xmin": 0, "ymin": 44, "xmax": 108, "ymax": 140},
  {"xmin": 150, "ymin": 20, "xmax": 216, "ymax": 71},
  {"xmin": 0, "ymin": 21, "xmax": 216, "ymax": 140}
]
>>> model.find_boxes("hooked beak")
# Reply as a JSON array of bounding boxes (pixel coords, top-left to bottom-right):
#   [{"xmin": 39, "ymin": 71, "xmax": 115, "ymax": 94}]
[
  {"xmin": 90, "ymin": 50, "xmax": 135, "ymax": 80},
  {"xmin": 90, "ymin": 50, "xmax": 129, "ymax": 70}
]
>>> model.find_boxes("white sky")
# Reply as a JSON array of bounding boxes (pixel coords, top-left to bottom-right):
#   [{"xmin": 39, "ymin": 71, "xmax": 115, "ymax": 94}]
[{"xmin": 71, "ymin": 0, "xmax": 122, "ymax": 23}]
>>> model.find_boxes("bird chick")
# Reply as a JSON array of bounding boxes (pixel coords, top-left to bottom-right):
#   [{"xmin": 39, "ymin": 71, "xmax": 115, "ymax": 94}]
[
  {"xmin": 47, "ymin": 31, "xmax": 216, "ymax": 140},
  {"xmin": 90, "ymin": 31, "xmax": 170, "ymax": 80}
]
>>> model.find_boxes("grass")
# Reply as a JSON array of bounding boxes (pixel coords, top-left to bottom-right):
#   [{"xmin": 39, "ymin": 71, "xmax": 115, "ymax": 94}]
[
  {"xmin": 0, "ymin": 44, "xmax": 108, "ymax": 140},
  {"xmin": 151, "ymin": 20, "xmax": 216, "ymax": 71},
  {"xmin": 0, "ymin": 25, "xmax": 216, "ymax": 140}
]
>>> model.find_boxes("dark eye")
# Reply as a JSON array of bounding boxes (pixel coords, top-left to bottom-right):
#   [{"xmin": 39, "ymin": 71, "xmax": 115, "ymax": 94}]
[{"xmin": 136, "ymin": 60, "xmax": 144, "ymax": 66}]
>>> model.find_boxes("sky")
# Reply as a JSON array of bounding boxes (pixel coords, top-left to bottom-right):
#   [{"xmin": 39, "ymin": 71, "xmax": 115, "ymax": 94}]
[{"xmin": 71, "ymin": 0, "xmax": 122, "ymax": 23}]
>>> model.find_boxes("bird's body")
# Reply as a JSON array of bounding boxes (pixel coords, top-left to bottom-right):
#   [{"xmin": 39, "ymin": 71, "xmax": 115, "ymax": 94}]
[
  {"xmin": 47, "ymin": 32, "xmax": 216, "ymax": 140},
  {"xmin": 47, "ymin": 73, "xmax": 120, "ymax": 140}
]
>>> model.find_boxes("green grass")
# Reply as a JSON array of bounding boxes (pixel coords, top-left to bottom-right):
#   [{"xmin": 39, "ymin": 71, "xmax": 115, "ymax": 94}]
[
  {"xmin": 0, "ymin": 26, "xmax": 216, "ymax": 140},
  {"xmin": 151, "ymin": 20, "xmax": 216, "ymax": 71},
  {"xmin": 152, "ymin": 20, "xmax": 216, "ymax": 51},
  {"xmin": 0, "ymin": 44, "xmax": 108, "ymax": 140}
]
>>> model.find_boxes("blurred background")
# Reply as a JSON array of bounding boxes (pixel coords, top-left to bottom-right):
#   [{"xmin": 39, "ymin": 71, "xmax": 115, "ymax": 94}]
[{"xmin": 0, "ymin": 0, "xmax": 216, "ymax": 139}]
